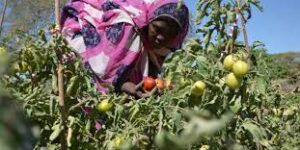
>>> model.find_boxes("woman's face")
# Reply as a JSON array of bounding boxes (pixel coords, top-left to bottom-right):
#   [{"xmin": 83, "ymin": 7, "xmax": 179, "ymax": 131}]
[{"xmin": 147, "ymin": 18, "xmax": 180, "ymax": 49}]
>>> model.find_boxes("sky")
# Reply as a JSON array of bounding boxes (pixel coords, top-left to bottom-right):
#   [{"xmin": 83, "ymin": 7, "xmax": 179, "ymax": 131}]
[
  {"xmin": 0, "ymin": 1, "xmax": 299, "ymax": 53},
  {"xmin": 186, "ymin": 0, "xmax": 300, "ymax": 54}
]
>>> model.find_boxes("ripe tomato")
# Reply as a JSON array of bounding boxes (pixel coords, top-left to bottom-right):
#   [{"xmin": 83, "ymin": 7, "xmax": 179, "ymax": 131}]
[
  {"xmin": 155, "ymin": 79, "xmax": 165, "ymax": 90},
  {"xmin": 97, "ymin": 99, "xmax": 112, "ymax": 113},
  {"xmin": 191, "ymin": 81, "xmax": 206, "ymax": 96},
  {"xmin": 232, "ymin": 60, "xmax": 249, "ymax": 77},
  {"xmin": 225, "ymin": 73, "xmax": 241, "ymax": 90},
  {"xmin": 143, "ymin": 77, "xmax": 156, "ymax": 91},
  {"xmin": 223, "ymin": 55, "xmax": 238, "ymax": 71}
]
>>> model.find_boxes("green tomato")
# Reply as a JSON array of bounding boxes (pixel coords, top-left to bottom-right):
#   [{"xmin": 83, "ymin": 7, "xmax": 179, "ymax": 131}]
[
  {"xmin": 223, "ymin": 55, "xmax": 238, "ymax": 71},
  {"xmin": 113, "ymin": 136, "xmax": 123, "ymax": 149},
  {"xmin": 225, "ymin": 73, "xmax": 241, "ymax": 90},
  {"xmin": 179, "ymin": 78, "xmax": 189, "ymax": 87},
  {"xmin": 97, "ymin": 99, "xmax": 112, "ymax": 113},
  {"xmin": 191, "ymin": 81, "xmax": 206, "ymax": 96},
  {"xmin": 232, "ymin": 60, "xmax": 249, "ymax": 77},
  {"xmin": 200, "ymin": 145, "xmax": 210, "ymax": 150}
]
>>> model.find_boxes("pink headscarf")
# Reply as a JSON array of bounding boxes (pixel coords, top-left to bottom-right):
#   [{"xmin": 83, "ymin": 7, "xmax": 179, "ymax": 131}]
[{"xmin": 61, "ymin": 0, "xmax": 189, "ymax": 93}]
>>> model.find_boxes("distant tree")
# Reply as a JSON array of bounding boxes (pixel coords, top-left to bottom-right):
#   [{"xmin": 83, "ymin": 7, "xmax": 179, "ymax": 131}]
[{"xmin": 0, "ymin": 0, "xmax": 67, "ymax": 35}]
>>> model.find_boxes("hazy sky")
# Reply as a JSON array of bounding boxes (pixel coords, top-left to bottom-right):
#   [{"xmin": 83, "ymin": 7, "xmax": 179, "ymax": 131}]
[
  {"xmin": 186, "ymin": 0, "xmax": 300, "ymax": 53},
  {"xmin": 0, "ymin": 1, "xmax": 299, "ymax": 53}
]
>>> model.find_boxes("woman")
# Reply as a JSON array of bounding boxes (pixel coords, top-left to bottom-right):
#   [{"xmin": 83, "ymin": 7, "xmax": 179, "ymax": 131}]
[{"xmin": 61, "ymin": 0, "xmax": 189, "ymax": 97}]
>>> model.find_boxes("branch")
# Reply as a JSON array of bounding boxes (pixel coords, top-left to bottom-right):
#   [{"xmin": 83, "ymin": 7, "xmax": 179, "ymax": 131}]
[
  {"xmin": 236, "ymin": 0, "xmax": 251, "ymax": 60},
  {"xmin": 55, "ymin": 0, "xmax": 68, "ymax": 149}
]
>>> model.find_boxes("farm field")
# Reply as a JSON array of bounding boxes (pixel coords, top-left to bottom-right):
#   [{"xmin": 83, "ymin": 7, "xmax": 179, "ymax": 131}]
[{"xmin": 0, "ymin": 0, "xmax": 299, "ymax": 150}]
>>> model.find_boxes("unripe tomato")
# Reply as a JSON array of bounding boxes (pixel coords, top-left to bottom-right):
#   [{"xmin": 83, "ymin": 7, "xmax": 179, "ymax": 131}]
[
  {"xmin": 191, "ymin": 81, "xmax": 206, "ymax": 96},
  {"xmin": 113, "ymin": 136, "xmax": 123, "ymax": 149},
  {"xmin": 179, "ymin": 78, "xmax": 189, "ymax": 87},
  {"xmin": 155, "ymin": 79, "xmax": 165, "ymax": 90},
  {"xmin": 97, "ymin": 99, "xmax": 112, "ymax": 113},
  {"xmin": 200, "ymin": 145, "xmax": 210, "ymax": 150},
  {"xmin": 232, "ymin": 60, "xmax": 249, "ymax": 77},
  {"xmin": 223, "ymin": 55, "xmax": 238, "ymax": 71},
  {"xmin": 225, "ymin": 73, "xmax": 241, "ymax": 90},
  {"xmin": 143, "ymin": 77, "xmax": 156, "ymax": 91},
  {"xmin": 165, "ymin": 80, "xmax": 173, "ymax": 90}
]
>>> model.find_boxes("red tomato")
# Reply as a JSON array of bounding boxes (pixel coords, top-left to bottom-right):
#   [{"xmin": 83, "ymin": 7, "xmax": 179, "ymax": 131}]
[
  {"xmin": 155, "ymin": 79, "xmax": 165, "ymax": 90},
  {"xmin": 143, "ymin": 77, "xmax": 156, "ymax": 91}
]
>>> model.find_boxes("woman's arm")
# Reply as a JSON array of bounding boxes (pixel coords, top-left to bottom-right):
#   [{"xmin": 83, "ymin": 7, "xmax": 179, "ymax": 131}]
[{"xmin": 120, "ymin": 81, "xmax": 150, "ymax": 98}]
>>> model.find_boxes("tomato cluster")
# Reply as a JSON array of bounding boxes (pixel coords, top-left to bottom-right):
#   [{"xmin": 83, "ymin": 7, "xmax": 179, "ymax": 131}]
[
  {"xmin": 143, "ymin": 77, "xmax": 173, "ymax": 91},
  {"xmin": 223, "ymin": 54, "xmax": 249, "ymax": 90}
]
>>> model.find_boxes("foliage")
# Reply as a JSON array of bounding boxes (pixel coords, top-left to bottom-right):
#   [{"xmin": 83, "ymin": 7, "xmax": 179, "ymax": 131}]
[
  {"xmin": 195, "ymin": 0, "xmax": 262, "ymax": 53},
  {"xmin": 0, "ymin": 28, "xmax": 299, "ymax": 149}
]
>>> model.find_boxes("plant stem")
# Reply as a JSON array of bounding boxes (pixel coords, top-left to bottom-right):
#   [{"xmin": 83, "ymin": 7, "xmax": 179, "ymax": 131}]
[
  {"xmin": 68, "ymin": 99, "xmax": 90, "ymax": 112},
  {"xmin": 58, "ymin": 65, "xmax": 67, "ymax": 150},
  {"xmin": 55, "ymin": 0, "xmax": 67, "ymax": 149},
  {"xmin": 0, "ymin": 0, "xmax": 8, "ymax": 35},
  {"xmin": 240, "ymin": 13, "xmax": 250, "ymax": 55},
  {"xmin": 236, "ymin": 0, "xmax": 251, "ymax": 59}
]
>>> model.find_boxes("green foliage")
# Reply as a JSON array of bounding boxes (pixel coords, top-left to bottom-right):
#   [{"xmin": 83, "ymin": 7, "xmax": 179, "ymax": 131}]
[
  {"xmin": 0, "ymin": 86, "xmax": 37, "ymax": 150},
  {"xmin": 1, "ymin": 29, "xmax": 299, "ymax": 149},
  {"xmin": 250, "ymin": 41, "xmax": 289, "ymax": 80},
  {"xmin": 195, "ymin": 0, "xmax": 263, "ymax": 52}
]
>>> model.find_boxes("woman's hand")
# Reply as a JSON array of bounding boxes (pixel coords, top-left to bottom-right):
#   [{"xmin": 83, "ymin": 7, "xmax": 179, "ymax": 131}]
[
  {"xmin": 121, "ymin": 81, "xmax": 156, "ymax": 98},
  {"xmin": 61, "ymin": 52, "xmax": 77, "ymax": 64}
]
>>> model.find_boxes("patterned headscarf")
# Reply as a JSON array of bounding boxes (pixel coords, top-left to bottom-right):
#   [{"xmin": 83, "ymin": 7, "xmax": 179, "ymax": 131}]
[{"xmin": 61, "ymin": 0, "xmax": 189, "ymax": 92}]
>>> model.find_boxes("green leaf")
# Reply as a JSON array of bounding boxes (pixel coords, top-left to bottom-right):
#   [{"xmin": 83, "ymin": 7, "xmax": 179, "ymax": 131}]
[
  {"xmin": 52, "ymin": 73, "xmax": 57, "ymax": 93},
  {"xmin": 49, "ymin": 124, "xmax": 62, "ymax": 141},
  {"xmin": 255, "ymin": 77, "xmax": 267, "ymax": 93},
  {"xmin": 66, "ymin": 75, "xmax": 79, "ymax": 96},
  {"xmin": 230, "ymin": 95, "xmax": 242, "ymax": 113},
  {"xmin": 226, "ymin": 11, "xmax": 236, "ymax": 23},
  {"xmin": 242, "ymin": 121, "xmax": 267, "ymax": 142},
  {"xmin": 85, "ymin": 119, "xmax": 91, "ymax": 133}
]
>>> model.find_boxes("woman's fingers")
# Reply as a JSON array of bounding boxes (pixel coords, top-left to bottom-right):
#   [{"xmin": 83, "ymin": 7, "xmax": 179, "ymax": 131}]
[
  {"xmin": 61, "ymin": 52, "xmax": 76, "ymax": 64},
  {"xmin": 136, "ymin": 91, "xmax": 151, "ymax": 98},
  {"xmin": 135, "ymin": 80, "xmax": 144, "ymax": 90},
  {"xmin": 149, "ymin": 87, "xmax": 158, "ymax": 95}
]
